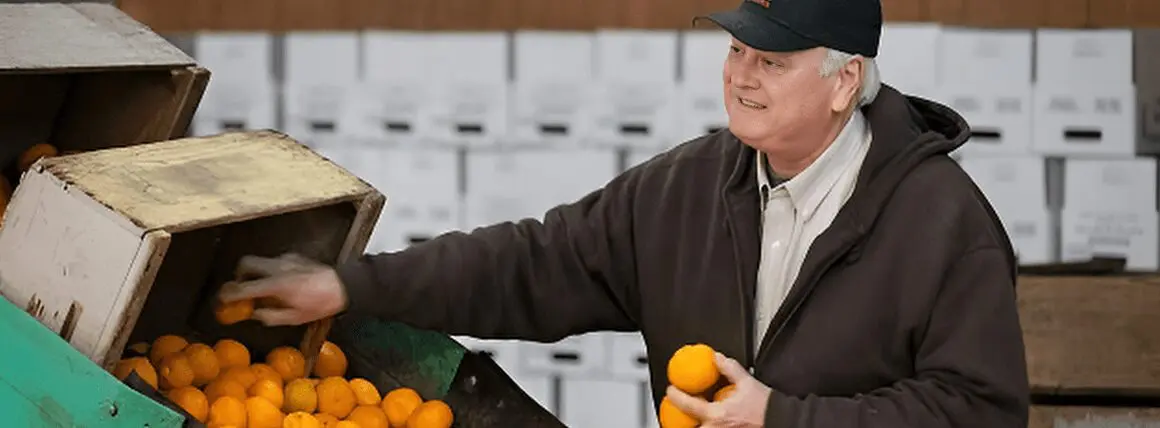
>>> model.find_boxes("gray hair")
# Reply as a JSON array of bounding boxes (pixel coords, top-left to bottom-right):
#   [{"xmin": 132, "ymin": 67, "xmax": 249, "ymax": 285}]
[{"xmin": 819, "ymin": 48, "xmax": 881, "ymax": 108}]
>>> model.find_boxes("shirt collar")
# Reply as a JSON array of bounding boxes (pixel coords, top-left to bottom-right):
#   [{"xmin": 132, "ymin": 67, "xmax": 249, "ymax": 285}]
[{"xmin": 756, "ymin": 110, "xmax": 871, "ymax": 220}]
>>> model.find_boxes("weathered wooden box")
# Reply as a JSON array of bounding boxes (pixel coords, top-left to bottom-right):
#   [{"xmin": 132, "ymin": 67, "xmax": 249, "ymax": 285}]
[
  {"xmin": 1020, "ymin": 273, "xmax": 1160, "ymax": 427},
  {"xmin": 0, "ymin": 2, "xmax": 208, "ymax": 187},
  {"xmin": 0, "ymin": 131, "xmax": 384, "ymax": 370},
  {"xmin": 1020, "ymin": 274, "xmax": 1160, "ymax": 397}
]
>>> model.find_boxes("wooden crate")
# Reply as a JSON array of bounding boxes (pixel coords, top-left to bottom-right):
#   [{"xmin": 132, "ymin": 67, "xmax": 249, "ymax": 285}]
[
  {"xmin": 0, "ymin": 3, "xmax": 208, "ymax": 187},
  {"xmin": 1030, "ymin": 406, "xmax": 1160, "ymax": 427},
  {"xmin": 1019, "ymin": 274, "xmax": 1160, "ymax": 397},
  {"xmin": 0, "ymin": 131, "xmax": 384, "ymax": 371}
]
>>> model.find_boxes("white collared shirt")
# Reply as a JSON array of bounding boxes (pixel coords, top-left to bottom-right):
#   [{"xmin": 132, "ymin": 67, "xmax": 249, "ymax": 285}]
[{"xmin": 753, "ymin": 111, "xmax": 873, "ymax": 349}]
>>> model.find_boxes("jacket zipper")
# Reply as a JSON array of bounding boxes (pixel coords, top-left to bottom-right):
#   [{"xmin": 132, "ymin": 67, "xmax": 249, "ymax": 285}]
[{"xmin": 753, "ymin": 238, "xmax": 856, "ymax": 372}]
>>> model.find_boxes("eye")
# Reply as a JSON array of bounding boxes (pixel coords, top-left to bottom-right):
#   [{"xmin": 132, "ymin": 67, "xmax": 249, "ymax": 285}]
[{"xmin": 729, "ymin": 45, "xmax": 742, "ymax": 54}]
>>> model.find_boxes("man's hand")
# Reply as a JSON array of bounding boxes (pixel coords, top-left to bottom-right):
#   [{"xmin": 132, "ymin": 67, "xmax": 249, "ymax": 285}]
[
  {"xmin": 218, "ymin": 253, "xmax": 347, "ymax": 326},
  {"xmin": 666, "ymin": 352, "xmax": 771, "ymax": 428}
]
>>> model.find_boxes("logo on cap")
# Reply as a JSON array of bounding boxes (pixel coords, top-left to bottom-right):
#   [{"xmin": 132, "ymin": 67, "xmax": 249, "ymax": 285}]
[{"xmin": 747, "ymin": 0, "xmax": 770, "ymax": 7}]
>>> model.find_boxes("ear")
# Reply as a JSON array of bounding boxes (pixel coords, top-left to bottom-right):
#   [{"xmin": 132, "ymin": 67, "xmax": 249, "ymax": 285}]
[{"xmin": 831, "ymin": 57, "xmax": 865, "ymax": 113}]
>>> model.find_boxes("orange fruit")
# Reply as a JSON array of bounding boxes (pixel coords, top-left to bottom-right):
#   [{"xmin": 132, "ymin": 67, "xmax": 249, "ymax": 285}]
[
  {"xmin": 167, "ymin": 386, "xmax": 209, "ymax": 422},
  {"xmin": 348, "ymin": 378, "xmax": 381, "ymax": 406},
  {"xmin": 334, "ymin": 422, "xmax": 360, "ymax": 428},
  {"xmin": 284, "ymin": 411, "xmax": 322, "ymax": 428},
  {"xmin": 150, "ymin": 335, "xmax": 189, "ymax": 366},
  {"xmin": 216, "ymin": 298, "xmax": 255, "ymax": 325},
  {"xmin": 347, "ymin": 405, "xmax": 389, "ymax": 428},
  {"xmin": 113, "ymin": 357, "xmax": 159, "ymax": 390},
  {"xmin": 285, "ymin": 378, "xmax": 319, "ymax": 413},
  {"xmin": 205, "ymin": 378, "xmax": 249, "ymax": 404},
  {"xmin": 251, "ymin": 363, "xmax": 284, "ymax": 388},
  {"xmin": 221, "ymin": 365, "xmax": 259, "ymax": 390},
  {"xmin": 315, "ymin": 377, "xmax": 356, "ymax": 419},
  {"xmin": 158, "ymin": 353, "xmax": 196, "ymax": 390},
  {"xmin": 313, "ymin": 341, "xmax": 348, "ymax": 378},
  {"xmin": 207, "ymin": 396, "xmax": 247, "ymax": 428},
  {"xmin": 267, "ymin": 347, "xmax": 307, "ymax": 382},
  {"xmin": 215, "ymin": 339, "xmax": 252, "ymax": 369},
  {"xmin": 382, "ymin": 387, "xmax": 423, "ymax": 427},
  {"xmin": 658, "ymin": 397, "xmax": 698, "ymax": 428},
  {"xmin": 126, "ymin": 341, "xmax": 151, "ymax": 356},
  {"xmin": 405, "ymin": 400, "xmax": 453, "ymax": 428},
  {"xmin": 313, "ymin": 413, "xmax": 340, "ymax": 428},
  {"xmin": 184, "ymin": 343, "xmax": 222, "ymax": 386},
  {"xmin": 18, "ymin": 143, "xmax": 58, "ymax": 172},
  {"xmin": 713, "ymin": 384, "xmax": 736, "ymax": 402},
  {"xmin": 667, "ymin": 344, "xmax": 719, "ymax": 395},
  {"xmin": 246, "ymin": 395, "xmax": 285, "ymax": 428},
  {"xmin": 250, "ymin": 378, "xmax": 285, "ymax": 409}
]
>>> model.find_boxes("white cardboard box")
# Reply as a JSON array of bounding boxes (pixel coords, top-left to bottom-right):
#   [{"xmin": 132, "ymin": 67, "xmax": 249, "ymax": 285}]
[
  {"xmin": 352, "ymin": 31, "xmax": 435, "ymax": 146},
  {"xmin": 937, "ymin": 29, "xmax": 1034, "ymax": 155},
  {"xmin": 958, "ymin": 155, "xmax": 1054, "ymax": 264},
  {"xmin": 510, "ymin": 31, "xmax": 596, "ymax": 147},
  {"xmin": 1061, "ymin": 158, "xmax": 1159, "ymax": 271},
  {"xmin": 1032, "ymin": 29, "xmax": 1136, "ymax": 156},
  {"xmin": 521, "ymin": 334, "xmax": 609, "ymax": 378},
  {"xmin": 678, "ymin": 31, "xmax": 730, "ymax": 143},
  {"xmin": 876, "ymin": 24, "xmax": 941, "ymax": 98},
  {"xmin": 560, "ymin": 378, "xmax": 643, "ymax": 428},
  {"xmin": 192, "ymin": 80, "xmax": 277, "ymax": 137},
  {"xmin": 1036, "ymin": 29, "xmax": 1133, "ymax": 88},
  {"xmin": 282, "ymin": 32, "xmax": 360, "ymax": 147},
  {"xmin": 314, "ymin": 145, "xmax": 461, "ymax": 253},
  {"xmin": 192, "ymin": 33, "xmax": 277, "ymax": 136},
  {"xmin": 1032, "ymin": 84, "xmax": 1137, "ymax": 156},
  {"xmin": 608, "ymin": 332, "xmax": 650, "ymax": 381},
  {"xmin": 422, "ymin": 33, "xmax": 509, "ymax": 147},
  {"xmin": 464, "ymin": 149, "xmax": 618, "ymax": 227},
  {"xmin": 591, "ymin": 30, "xmax": 679, "ymax": 149},
  {"xmin": 193, "ymin": 32, "xmax": 273, "ymax": 83}
]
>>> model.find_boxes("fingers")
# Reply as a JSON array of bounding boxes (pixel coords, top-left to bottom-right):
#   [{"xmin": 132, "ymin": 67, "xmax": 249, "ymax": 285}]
[
  {"xmin": 218, "ymin": 277, "xmax": 282, "ymax": 302},
  {"xmin": 251, "ymin": 307, "xmax": 304, "ymax": 326},
  {"xmin": 235, "ymin": 255, "xmax": 289, "ymax": 280},
  {"xmin": 715, "ymin": 352, "xmax": 751, "ymax": 384},
  {"xmin": 666, "ymin": 385, "xmax": 713, "ymax": 420},
  {"xmin": 279, "ymin": 253, "xmax": 321, "ymax": 267}
]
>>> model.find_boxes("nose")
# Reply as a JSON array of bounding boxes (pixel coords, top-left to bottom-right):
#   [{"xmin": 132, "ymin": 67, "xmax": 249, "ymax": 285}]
[{"xmin": 730, "ymin": 64, "xmax": 759, "ymax": 90}]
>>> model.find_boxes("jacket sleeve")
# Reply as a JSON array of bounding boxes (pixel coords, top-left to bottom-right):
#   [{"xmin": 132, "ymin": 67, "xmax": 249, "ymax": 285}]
[
  {"xmin": 764, "ymin": 246, "xmax": 1030, "ymax": 428},
  {"xmin": 334, "ymin": 172, "xmax": 642, "ymax": 343}
]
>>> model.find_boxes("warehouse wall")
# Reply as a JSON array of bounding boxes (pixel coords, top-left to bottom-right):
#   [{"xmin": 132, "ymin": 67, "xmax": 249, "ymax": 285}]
[
  {"xmin": 116, "ymin": 0, "xmax": 1160, "ymax": 31},
  {"xmin": 123, "ymin": 1, "xmax": 1160, "ymax": 426}
]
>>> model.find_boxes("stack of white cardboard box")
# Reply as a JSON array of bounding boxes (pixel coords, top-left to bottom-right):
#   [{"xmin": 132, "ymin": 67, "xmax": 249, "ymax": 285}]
[{"xmin": 184, "ymin": 27, "xmax": 1158, "ymax": 428}]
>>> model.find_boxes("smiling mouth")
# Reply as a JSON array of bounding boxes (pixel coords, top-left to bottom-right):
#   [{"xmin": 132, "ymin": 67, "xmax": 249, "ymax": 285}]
[{"xmin": 737, "ymin": 97, "xmax": 767, "ymax": 109}]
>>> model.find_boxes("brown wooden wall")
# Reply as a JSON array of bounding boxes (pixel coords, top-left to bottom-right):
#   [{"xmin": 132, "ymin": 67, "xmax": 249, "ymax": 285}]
[{"xmin": 116, "ymin": 0, "xmax": 1160, "ymax": 33}]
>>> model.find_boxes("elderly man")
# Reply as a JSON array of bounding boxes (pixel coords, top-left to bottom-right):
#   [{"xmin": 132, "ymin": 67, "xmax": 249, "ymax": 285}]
[{"xmin": 219, "ymin": 0, "xmax": 1030, "ymax": 426}]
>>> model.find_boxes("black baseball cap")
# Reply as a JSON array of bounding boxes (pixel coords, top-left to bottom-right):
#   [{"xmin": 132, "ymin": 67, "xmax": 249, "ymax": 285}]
[{"xmin": 698, "ymin": 0, "xmax": 882, "ymax": 58}]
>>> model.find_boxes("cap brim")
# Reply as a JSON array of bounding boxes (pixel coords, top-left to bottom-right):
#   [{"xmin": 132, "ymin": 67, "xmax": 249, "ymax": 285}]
[{"xmin": 698, "ymin": 9, "xmax": 820, "ymax": 53}]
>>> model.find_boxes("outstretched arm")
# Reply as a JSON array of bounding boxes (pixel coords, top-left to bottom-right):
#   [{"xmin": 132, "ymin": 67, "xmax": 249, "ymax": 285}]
[{"xmin": 338, "ymin": 172, "xmax": 643, "ymax": 343}]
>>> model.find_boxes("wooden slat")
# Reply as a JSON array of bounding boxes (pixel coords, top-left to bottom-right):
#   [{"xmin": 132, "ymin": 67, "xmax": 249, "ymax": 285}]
[
  {"xmin": 1020, "ymin": 275, "xmax": 1160, "ymax": 397},
  {"xmin": 0, "ymin": 3, "xmax": 192, "ymax": 72},
  {"xmin": 1030, "ymin": 406, "xmax": 1160, "ymax": 428},
  {"xmin": 39, "ymin": 131, "xmax": 375, "ymax": 233}
]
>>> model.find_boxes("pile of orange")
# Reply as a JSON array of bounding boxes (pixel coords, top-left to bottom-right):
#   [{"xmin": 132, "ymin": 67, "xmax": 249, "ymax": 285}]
[
  {"xmin": 658, "ymin": 343, "xmax": 735, "ymax": 428},
  {"xmin": 111, "ymin": 335, "xmax": 454, "ymax": 428}
]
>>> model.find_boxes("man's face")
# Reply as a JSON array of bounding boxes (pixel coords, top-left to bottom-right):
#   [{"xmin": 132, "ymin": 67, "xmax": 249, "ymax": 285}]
[{"xmin": 722, "ymin": 39, "xmax": 837, "ymax": 152}]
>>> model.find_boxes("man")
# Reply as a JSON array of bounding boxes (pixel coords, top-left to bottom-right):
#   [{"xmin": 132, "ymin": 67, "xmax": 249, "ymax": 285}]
[{"xmin": 220, "ymin": 0, "xmax": 1031, "ymax": 426}]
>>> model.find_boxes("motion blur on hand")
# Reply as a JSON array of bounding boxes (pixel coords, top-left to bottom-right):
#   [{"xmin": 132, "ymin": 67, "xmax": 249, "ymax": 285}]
[{"xmin": 217, "ymin": 253, "xmax": 347, "ymax": 326}]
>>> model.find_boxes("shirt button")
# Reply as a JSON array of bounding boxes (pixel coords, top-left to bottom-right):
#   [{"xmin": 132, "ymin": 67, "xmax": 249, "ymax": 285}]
[{"xmin": 771, "ymin": 241, "xmax": 782, "ymax": 248}]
